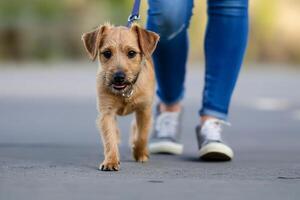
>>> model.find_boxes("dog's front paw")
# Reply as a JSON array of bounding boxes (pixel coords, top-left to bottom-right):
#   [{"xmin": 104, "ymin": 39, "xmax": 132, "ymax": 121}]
[
  {"xmin": 99, "ymin": 160, "xmax": 120, "ymax": 171},
  {"xmin": 135, "ymin": 153, "xmax": 149, "ymax": 163},
  {"xmin": 133, "ymin": 147, "xmax": 149, "ymax": 163}
]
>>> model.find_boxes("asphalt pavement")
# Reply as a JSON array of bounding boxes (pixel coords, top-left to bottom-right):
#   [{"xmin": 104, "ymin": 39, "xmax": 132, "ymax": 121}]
[{"xmin": 0, "ymin": 62, "xmax": 300, "ymax": 200}]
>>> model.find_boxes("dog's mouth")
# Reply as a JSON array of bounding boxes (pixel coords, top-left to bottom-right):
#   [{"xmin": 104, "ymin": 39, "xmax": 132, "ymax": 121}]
[
  {"xmin": 112, "ymin": 83, "xmax": 128, "ymax": 90},
  {"xmin": 108, "ymin": 71, "xmax": 140, "ymax": 94}
]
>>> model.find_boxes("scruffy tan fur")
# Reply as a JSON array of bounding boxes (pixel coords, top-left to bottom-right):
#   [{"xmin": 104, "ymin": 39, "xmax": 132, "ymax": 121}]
[{"xmin": 82, "ymin": 23, "xmax": 159, "ymax": 171}]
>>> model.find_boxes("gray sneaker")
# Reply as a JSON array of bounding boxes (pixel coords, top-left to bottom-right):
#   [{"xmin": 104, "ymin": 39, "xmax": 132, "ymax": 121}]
[
  {"xmin": 196, "ymin": 118, "xmax": 234, "ymax": 161},
  {"xmin": 149, "ymin": 105, "xmax": 183, "ymax": 155}
]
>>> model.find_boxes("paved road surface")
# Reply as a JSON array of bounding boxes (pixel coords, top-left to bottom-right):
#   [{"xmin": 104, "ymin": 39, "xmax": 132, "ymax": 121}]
[{"xmin": 0, "ymin": 63, "xmax": 300, "ymax": 200}]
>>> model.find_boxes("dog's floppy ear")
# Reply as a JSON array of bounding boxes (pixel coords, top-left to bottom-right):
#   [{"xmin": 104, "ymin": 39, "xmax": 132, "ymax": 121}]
[
  {"xmin": 131, "ymin": 24, "xmax": 160, "ymax": 58},
  {"xmin": 81, "ymin": 25, "xmax": 107, "ymax": 61}
]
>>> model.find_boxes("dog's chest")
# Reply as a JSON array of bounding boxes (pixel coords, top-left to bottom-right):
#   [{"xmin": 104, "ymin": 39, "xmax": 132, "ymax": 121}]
[{"xmin": 116, "ymin": 100, "xmax": 137, "ymax": 116}]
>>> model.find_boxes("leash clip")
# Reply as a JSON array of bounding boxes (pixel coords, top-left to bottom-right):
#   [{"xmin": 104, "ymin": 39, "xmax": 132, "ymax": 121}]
[
  {"xmin": 128, "ymin": 14, "xmax": 140, "ymax": 24},
  {"xmin": 127, "ymin": 0, "xmax": 141, "ymax": 27}
]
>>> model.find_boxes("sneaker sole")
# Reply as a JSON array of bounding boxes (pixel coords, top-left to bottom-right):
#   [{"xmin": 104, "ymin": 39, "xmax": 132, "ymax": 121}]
[
  {"xmin": 149, "ymin": 141, "xmax": 183, "ymax": 155},
  {"xmin": 199, "ymin": 142, "xmax": 234, "ymax": 161}
]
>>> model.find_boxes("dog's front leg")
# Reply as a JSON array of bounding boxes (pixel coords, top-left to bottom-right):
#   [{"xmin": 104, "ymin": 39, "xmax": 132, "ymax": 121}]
[
  {"xmin": 97, "ymin": 112, "xmax": 120, "ymax": 171},
  {"xmin": 132, "ymin": 106, "xmax": 152, "ymax": 162}
]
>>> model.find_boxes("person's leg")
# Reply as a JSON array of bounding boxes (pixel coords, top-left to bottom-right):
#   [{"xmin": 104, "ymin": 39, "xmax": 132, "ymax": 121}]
[
  {"xmin": 147, "ymin": 0, "xmax": 194, "ymax": 155},
  {"xmin": 200, "ymin": 0, "xmax": 249, "ymax": 121},
  {"xmin": 147, "ymin": 0, "xmax": 194, "ymax": 112},
  {"xmin": 196, "ymin": 0, "xmax": 248, "ymax": 161}
]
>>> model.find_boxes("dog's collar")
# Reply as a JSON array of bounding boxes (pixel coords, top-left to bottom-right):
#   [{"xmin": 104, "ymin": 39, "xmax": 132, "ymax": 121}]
[
  {"xmin": 121, "ymin": 88, "xmax": 134, "ymax": 98},
  {"xmin": 121, "ymin": 70, "xmax": 141, "ymax": 98}
]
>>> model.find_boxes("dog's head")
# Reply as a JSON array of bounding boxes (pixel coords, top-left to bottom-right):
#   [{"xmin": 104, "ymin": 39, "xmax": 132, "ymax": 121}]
[{"xmin": 82, "ymin": 23, "xmax": 159, "ymax": 95}]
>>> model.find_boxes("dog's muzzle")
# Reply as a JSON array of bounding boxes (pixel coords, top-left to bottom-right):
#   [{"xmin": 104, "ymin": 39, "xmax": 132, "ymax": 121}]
[
  {"xmin": 109, "ymin": 70, "xmax": 141, "ymax": 97},
  {"xmin": 112, "ymin": 71, "xmax": 128, "ymax": 90}
]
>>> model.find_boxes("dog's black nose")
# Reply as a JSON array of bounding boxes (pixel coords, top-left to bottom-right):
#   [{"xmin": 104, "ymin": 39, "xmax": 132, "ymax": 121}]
[{"xmin": 113, "ymin": 71, "xmax": 126, "ymax": 83}]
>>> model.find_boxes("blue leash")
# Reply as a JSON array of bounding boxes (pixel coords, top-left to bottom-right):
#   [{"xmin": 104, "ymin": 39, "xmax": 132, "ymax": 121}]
[{"xmin": 127, "ymin": 0, "xmax": 141, "ymax": 27}]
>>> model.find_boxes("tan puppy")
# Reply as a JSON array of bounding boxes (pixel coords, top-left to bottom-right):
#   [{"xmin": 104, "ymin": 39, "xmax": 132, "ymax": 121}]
[{"xmin": 82, "ymin": 23, "xmax": 159, "ymax": 171}]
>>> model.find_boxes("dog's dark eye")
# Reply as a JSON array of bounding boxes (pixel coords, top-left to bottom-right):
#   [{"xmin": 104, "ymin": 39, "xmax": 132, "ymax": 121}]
[
  {"xmin": 127, "ymin": 50, "xmax": 137, "ymax": 59},
  {"xmin": 102, "ymin": 50, "xmax": 112, "ymax": 59}
]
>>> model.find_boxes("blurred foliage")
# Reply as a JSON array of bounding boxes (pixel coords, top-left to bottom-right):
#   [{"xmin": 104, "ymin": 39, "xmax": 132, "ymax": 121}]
[{"xmin": 0, "ymin": 0, "xmax": 300, "ymax": 64}]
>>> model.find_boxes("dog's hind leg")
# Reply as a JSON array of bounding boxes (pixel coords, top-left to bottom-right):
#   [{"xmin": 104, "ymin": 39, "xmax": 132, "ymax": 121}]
[
  {"xmin": 132, "ymin": 106, "xmax": 152, "ymax": 162},
  {"xmin": 97, "ymin": 113, "xmax": 120, "ymax": 171}
]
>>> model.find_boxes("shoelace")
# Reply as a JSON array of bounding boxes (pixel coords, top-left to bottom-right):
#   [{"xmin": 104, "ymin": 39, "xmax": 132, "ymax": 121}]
[
  {"xmin": 201, "ymin": 119, "xmax": 230, "ymax": 141},
  {"xmin": 155, "ymin": 112, "xmax": 180, "ymax": 138}
]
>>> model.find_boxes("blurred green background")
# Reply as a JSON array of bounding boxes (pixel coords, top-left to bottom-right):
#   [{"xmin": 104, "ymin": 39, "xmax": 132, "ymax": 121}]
[{"xmin": 0, "ymin": 0, "xmax": 300, "ymax": 64}]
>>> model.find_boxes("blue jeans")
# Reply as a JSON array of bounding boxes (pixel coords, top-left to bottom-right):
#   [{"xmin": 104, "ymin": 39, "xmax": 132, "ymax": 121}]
[{"xmin": 147, "ymin": 0, "xmax": 248, "ymax": 120}]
